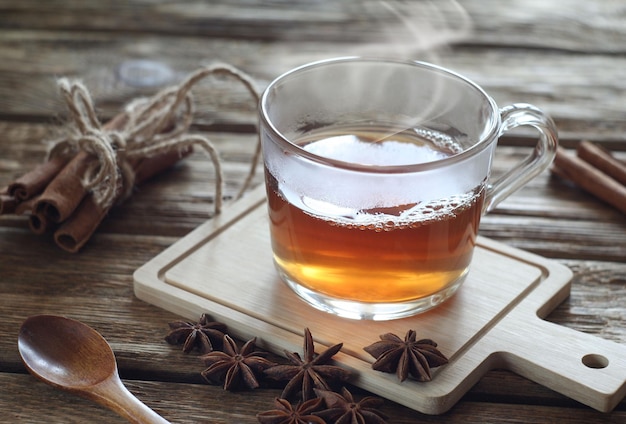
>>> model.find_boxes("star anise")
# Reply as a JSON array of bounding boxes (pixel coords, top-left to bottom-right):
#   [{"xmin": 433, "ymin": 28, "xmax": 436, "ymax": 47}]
[
  {"xmin": 314, "ymin": 387, "xmax": 388, "ymax": 424},
  {"xmin": 201, "ymin": 334, "xmax": 276, "ymax": 390},
  {"xmin": 256, "ymin": 397, "xmax": 326, "ymax": 424},
  {"xmin": 363, "ymin": 330, "xmax": 448, "ymax": 382},
  {"xmin": 165, "ymin": 313, "xmax": 227, "ymax": 354},
  {"xmin": 264, "ymin": 328, "xmax": 352, "ymax": 401}
]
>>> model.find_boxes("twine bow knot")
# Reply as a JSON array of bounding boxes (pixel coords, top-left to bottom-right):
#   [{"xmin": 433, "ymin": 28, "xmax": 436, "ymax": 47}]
[{"xmin": 47, "ymin": 63, "xmax": 261, "ymax": 214}]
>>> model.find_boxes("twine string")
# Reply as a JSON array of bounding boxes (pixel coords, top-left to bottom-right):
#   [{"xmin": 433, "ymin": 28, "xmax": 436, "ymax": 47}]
[{"xmin": 47, "ymin": 63, "xmax": 261, "ymax": 215}]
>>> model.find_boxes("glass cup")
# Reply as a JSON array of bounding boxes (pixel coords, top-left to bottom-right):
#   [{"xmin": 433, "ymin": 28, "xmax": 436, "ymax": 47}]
[{"xmin": 259, "ymin": 57, "xmax": 558, "ymax": 320}]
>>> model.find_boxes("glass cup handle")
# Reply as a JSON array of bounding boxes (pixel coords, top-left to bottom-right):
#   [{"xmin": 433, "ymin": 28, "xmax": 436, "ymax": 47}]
[{"xmin": 484, "ymin": 103, "xmax": 559, "ymax": 213}]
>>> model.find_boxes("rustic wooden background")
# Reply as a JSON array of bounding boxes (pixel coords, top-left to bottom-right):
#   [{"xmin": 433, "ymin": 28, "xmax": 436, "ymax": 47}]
[{"xmin": 1, "ymin": 0, "xmax": 625, "ymax": 422}]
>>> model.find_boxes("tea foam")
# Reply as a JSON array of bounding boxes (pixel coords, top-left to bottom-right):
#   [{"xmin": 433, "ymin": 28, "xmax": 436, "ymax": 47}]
[
  {"xmin": 264, "ymin": 125, "xmax": 492, "ymax": 210},
  {"xmin": 292, "ymin": 187, "xmax": 482, "ymax": 231}
]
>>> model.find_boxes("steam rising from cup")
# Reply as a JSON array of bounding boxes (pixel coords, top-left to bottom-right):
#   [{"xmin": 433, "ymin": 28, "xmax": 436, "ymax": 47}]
[{"xmin": 363, "ymin": 0, "xmax": 473, "ymax": 59}]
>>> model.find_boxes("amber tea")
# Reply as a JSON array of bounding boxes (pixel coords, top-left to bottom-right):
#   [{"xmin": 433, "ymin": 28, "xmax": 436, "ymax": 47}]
[{"xmin": 265, "ymin": 125, "xmax": 485, "ymax": 307}]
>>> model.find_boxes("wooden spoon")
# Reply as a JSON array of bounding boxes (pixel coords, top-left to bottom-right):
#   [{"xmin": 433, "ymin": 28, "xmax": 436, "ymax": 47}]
[{"xmin": 18, "ymin": 315, "xmax": 170, "ymax": 424}]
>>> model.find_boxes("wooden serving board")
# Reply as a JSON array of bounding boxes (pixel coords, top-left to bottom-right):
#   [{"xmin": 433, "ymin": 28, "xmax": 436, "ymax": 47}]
[{"xmin": 134, "ymin": 185, "xmax": 626, "ymax": 415}]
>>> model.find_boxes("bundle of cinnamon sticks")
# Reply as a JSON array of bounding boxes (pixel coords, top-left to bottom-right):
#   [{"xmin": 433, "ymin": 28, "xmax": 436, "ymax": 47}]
[
  {"xmin": 0, "ymin": 147, "xmax": 192, "ymax": 253},
  {"xmin": 552, "ymin": 140, "xmax": 626, "ymax": 215},
  {"xmin": 0, "ymin": 63, "xmax": 261, "ymax": 253}
]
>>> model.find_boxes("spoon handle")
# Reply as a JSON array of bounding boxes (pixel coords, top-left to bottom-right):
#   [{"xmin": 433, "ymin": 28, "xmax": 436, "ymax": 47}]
[{"xmin": 89, "ymin": 375, "xmax": 170, "ymax": 424}]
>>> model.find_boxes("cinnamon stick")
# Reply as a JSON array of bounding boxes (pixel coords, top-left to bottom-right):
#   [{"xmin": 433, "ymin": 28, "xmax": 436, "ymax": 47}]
[
  {"xmin": 8, "ymin": 155, "xmax": 70, "ymax": 201},
  {"xmin": 53, "ymin": 194, "xmax": 105, "ymax": 253},
  {"xmin": 29, "ymin": 212, "xmax": 53, "ymax": 235},
  {"xmin": 14, "ymin": 194, "xmax": 38, "ymax": 215},
  {"xmin": 34, "ymin": 150, "xmax": 91, "ymax": 223},
  {"xmin": 8, "ymin": 194, "xmax": 51, "ymax": 234},
  {"xmin": 133, "ymin": 145, "xmax": 193, "ymax": 184},
  {"xmin": 577, "ymin": 140, "xmax": 626, "ymax": 186},
  {"xmin": 553, "ymin": 147, "xmax": 626, "ymax": 215}
]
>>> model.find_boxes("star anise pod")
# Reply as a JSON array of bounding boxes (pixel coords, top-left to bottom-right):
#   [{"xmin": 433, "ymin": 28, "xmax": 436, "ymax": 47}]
[
  {"xmin": 264, "ymin": 328, "xmax": 352, "ymax": 401},
  {"xmin": 363, "ymin": 330, "xmax": 448, "ymax": 382},
  {"xmin": 201, "ymin": 334, "xmax": 276, "ymax": 390},
  {"xmin": 314, "ymin": 387, "xmax": 388, "ymax": 424},
  {"xmin": 165, "ymin": 313, "xmax": 227, "ymax": 354},
  {"xmin": 256, "ymin": 397, "xmax": 326, "ymax": 424}
]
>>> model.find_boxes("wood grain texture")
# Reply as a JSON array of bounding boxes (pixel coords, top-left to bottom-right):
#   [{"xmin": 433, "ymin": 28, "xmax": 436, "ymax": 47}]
[
  {"xmin": 1, "ymin": 0, "xmax": 626, "ymax": 422},
  {"xmin": 1, "ymin": 0, "xmax": 625, "ymax": 51}
]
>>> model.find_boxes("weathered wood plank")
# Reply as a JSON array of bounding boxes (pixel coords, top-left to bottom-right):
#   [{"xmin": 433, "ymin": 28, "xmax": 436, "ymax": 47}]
[
  {"xmin": 1, "ymin": 0, "xmax": 625, "ymax": 54},
  {"xmin": 461, "ymin": 0, "xmax": 626, "ymax": 53},
  {"xmin": 2, "ymin": 372, "xmax": 624, "ymax": 423}
]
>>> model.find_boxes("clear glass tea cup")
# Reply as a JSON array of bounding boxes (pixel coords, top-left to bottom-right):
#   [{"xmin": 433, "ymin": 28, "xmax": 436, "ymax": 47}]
[{"xmin": 260, "ymin": 57, "xmax": 558, "ymax": 320}]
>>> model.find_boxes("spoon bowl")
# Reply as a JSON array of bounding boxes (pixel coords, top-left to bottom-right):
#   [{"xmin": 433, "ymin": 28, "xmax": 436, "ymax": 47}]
[{"xmin": 18, "ymin": 315, "xmax": 169, "ymax": 424}]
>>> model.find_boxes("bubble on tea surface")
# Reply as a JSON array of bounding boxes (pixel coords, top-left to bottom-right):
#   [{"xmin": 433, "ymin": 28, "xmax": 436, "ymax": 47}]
[{"xmin": 413, "ymin": 127, "xmax": 464, "ymax": 155}]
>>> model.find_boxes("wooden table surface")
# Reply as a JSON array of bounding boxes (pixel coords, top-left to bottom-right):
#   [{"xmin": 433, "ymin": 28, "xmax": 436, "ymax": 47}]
[{"xmin": 1, "ymin": 1, "xmax": 625, "ymax": 422}]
